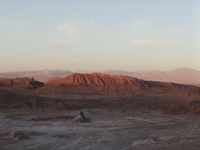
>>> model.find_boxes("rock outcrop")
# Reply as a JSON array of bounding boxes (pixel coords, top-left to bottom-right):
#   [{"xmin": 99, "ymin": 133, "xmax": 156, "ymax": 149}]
[
  {"xmin": 0, "ymin": 77, "xmax": 44, "ymax": 89},
  {"xmin": 43, "ymin": 73, "xmax": 148, "ymax": 95},
  {"xmin": 42, "ymin": 73, "xmax": 200, "ymax": 98},
  {"xmin": 46, "ymin": 73, "xmax": 147, "ymax": 88}
]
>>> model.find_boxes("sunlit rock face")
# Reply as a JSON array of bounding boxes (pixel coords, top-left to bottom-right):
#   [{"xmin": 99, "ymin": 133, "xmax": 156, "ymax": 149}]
[{"xmin": 42, "ymin": 73, "xmax": 200, "ymax": 98}]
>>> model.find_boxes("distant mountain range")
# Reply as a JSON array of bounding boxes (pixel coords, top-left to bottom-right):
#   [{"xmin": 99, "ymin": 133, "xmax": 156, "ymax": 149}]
[
  {"xmin": 104, "ymin": 68, "xmax": 200, "ymax": 85},
  {"xmin": 0, "ymin": 68, "xmax": 200, "ymax": 85},
  {"xmin": 0, "ymin": 70, "xmax": 72, "ymax": 82}
]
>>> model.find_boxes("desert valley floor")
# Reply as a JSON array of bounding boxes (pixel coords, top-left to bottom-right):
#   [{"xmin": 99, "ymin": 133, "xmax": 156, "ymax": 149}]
[
  {"xmin": 1, "ymin": 108, "xmax": 200, "ymax": 150},
  {"xmin": 1, "ymin": 73, "xmax": 200, "ymax": 150}
]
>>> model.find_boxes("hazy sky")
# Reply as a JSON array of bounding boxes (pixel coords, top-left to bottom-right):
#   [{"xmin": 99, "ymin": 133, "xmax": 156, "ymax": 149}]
[{"xmin": 0, "ymin": 0, "xmax": 200, "ymax": 72}]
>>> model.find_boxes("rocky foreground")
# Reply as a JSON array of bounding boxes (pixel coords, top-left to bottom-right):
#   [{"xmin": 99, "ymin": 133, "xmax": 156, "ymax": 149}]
[{"xmin": 0, "ymin": 109, "xmax": 200, "ymax": 150}]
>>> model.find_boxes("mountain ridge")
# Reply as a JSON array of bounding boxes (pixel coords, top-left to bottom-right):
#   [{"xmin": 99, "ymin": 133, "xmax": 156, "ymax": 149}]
[
  {"xmin": 40, "ymin": 73, "xmax": 200, "ymax": 99},
  {"xmin": 1, "ymin": 67, "xmax": 200, "ymax": 85}
]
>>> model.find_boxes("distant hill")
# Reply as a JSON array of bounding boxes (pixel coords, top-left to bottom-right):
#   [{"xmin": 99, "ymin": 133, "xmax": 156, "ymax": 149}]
[
  {"xmin": 0, "ymin": 70, "xmax": 72, "ymax": 82},
  {"xmin": 39, "ymin": 73, "xmax": 200, "ymax": 99},
  {"xmin": 104, "ymin": 68, "xmax": 200, "ymax": 85}
]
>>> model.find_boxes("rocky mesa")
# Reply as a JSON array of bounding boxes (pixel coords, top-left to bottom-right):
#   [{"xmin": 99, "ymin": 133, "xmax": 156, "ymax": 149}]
[{"xmin": 41, "ymin": 73, "xmax": 200, "ymax": 98}]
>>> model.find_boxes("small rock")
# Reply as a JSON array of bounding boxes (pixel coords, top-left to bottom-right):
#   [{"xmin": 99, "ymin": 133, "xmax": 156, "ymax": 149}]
[{"xmin": 4, "ymin": 131, "xmax": 30, "ymax": 141}]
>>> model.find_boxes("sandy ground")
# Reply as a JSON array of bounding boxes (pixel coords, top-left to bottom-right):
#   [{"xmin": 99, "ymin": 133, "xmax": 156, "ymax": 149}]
[{"xmin": 0, "ymin": 109, "xmax": 200, "ymax": 150}]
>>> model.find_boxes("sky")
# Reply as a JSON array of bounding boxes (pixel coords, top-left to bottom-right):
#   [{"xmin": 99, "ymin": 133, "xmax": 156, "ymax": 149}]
[{"xmin": 0, "ymin": 0, "xmax": 200, "ymax": 72}]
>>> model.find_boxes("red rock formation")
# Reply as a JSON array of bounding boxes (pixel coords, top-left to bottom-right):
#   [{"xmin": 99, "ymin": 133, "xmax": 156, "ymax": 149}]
[
  {"xmin": 46, "ymin": 73, "xmax": 148, "ymax": 89},
  {"xmin": 44, "ymin": 73, "xmax": 200, "ymax": 97},
  {"xmin": 43, "ymin": 73, "xmax": 151, "ymax": 95}
]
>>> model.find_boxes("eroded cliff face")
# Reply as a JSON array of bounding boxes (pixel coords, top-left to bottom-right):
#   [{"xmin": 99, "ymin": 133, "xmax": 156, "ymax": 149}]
[
  {"xmin": 42, "ymin": 73, "xmax": 146, "ymax": 95},
  {"xmin": 40, "ymin": 73, "xmax": 200, "ymax": 98},
  {"xmin": 46, "ymin": 73, "xmax": 147, "ymax": 87}
]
